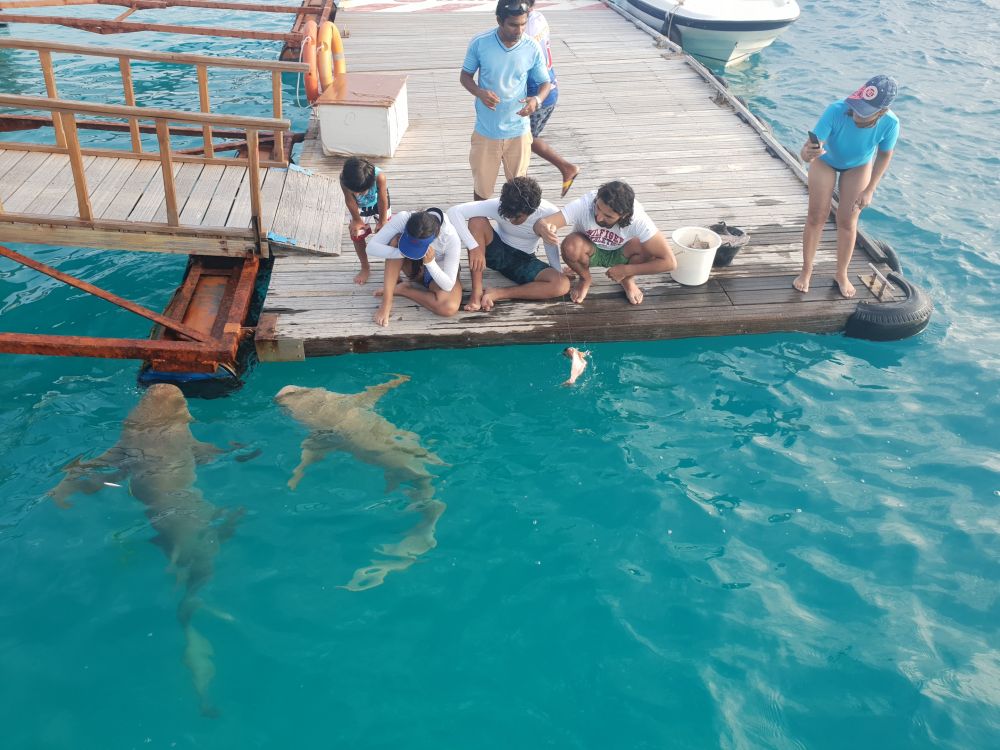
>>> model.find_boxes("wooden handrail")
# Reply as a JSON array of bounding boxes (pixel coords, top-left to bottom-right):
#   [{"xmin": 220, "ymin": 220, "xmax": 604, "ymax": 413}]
[
  {"xmin": 0, "ymin": 14, "xmax": 300, "ymax": 43},
  {"xmin": 0, "ymin": 0, "xmax": 323, "ymax": 14},
  {"xmin": 0, "ymin": 37, "xmax": 309, "ymax": 73},
  {"xmin": 0, "ymin": 94, "xmax": 291, "ymax": 131}
]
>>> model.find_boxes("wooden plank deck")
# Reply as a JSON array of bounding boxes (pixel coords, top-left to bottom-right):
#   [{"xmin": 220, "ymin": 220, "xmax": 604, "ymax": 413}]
[
  {"xmin": 257, "ymin": 7, "xmax": 898, "ymax": 359},
  {"xmin": 0, "ymin": 149, "xmax": 344, "ymax": 257}
]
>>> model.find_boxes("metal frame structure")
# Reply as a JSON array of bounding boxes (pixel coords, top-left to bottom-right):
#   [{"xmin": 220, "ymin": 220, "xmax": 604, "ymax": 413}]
[{"xmin": 0, "ymin": 244, "xmax": 259, "ymax": 373}]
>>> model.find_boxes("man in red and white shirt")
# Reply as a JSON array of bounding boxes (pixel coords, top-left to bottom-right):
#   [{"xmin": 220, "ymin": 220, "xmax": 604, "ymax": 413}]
[{"xmin": 535, "ymin": 181, "xmax": 676, "ymax": 305}]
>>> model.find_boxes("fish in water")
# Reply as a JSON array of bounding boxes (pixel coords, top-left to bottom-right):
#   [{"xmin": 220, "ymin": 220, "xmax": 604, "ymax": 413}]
[
  {"xmin": 562, "ymin": 347, "xmax": 590, "ymax": 386},
  {"xmin": 275, "ymin": 375, "xmax": 446, "ymax": 591},
  {"xmin": 49, "ymin": 384, "xmax": 242, "ymax": 717}
]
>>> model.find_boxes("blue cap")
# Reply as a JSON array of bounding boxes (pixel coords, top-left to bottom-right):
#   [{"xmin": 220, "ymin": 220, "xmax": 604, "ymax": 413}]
[
  {"xmin": 398, "ymin": 231, "xmax": 433, "ymax": 260},
  {"xmin": 846, "ymin": 75, "xmax": 898, "ymax": 118}
]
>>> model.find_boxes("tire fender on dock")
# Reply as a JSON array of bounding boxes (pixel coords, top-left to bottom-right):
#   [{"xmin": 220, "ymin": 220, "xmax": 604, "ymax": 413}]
[{"xmin": 845, "ymin": 271, "xmax": 933, "ymax": 341}]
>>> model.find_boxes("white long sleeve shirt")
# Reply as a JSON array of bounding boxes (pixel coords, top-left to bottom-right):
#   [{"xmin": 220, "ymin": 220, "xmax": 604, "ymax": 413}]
[
  {"xmin": 447, "ymin": 198, "xmax": 562, "ymax": 270},
  {"xmin": 366, "ymin": 211, "xmax": 462, "ymax": 291}
]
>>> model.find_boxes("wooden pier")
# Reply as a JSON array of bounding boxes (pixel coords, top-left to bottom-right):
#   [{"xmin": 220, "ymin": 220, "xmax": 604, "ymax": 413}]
[{"xmin": 256, "ymin": 5, "xmax": 901, "ymax": 360}]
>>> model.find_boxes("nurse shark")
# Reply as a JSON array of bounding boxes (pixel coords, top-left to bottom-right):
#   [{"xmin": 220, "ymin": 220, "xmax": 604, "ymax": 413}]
[
  {"xmin": 50, "ymin": 384, "xmax": 243, "ymax": 716},
  {"xmin": 275, "ymin": 375, "xmax": 446, "ymax": 591}
]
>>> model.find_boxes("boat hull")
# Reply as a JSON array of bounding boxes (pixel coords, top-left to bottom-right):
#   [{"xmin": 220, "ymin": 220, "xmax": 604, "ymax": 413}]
[{"xmin": 620, "ymin": 0, "xmax": 798, "ymax": 67}]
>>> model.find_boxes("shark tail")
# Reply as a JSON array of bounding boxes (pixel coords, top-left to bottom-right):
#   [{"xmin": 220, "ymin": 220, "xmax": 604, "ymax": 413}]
[{"xmin": 182, "ymin": 621, "xmax": 219, "ymax": 718}]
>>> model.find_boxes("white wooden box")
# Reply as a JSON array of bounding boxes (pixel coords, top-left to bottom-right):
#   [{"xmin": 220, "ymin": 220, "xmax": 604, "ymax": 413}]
[{"xmin": 316, "ymin": 73, "xmax": 409, "ymax": 158}]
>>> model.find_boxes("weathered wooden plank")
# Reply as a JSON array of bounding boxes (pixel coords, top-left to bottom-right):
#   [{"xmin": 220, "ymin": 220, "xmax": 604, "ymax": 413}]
[
  {"xmin": 200, "ymin": 165, "xmax": 246, "ymax": 228},
  {"xmin": 52, "ymin": 155, "xmax": 115, "ymax": 218},
  {"xmin": 0, "ymin": 151, "xmax": 51, "ymax": 203},
  {"xmin": 100, "ymin": 160, "xmax": 159, "ymax": 220},
  {"xmin": 153, "ymin": 162, "xmax": 204, "ymax": 224},
  {"xmin": 126, "ymin": 163, "xmax": 174, "ymax": 223},
  {"xmin": 3, "ymin": 153, "xmax": 67, "ymax": 213},
  {"xmin": 179, "ymin": 163, "xmax": 226, "ymax": 226},
  {"xmin": 26, "ymin": 155, "xmax": 93, "ymax": 215},
  {"xmin": 268, "ymin": 167, "xmax": 313, "ymax": 245}
]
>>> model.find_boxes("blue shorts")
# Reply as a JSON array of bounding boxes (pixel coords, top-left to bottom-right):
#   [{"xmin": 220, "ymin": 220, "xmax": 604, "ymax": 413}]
[
  {"xmin": 530, "ymin": 103, "xmax": 557, "ymax": 138},
  {"xmin": 485, "ymin": 234, "xmax": 549, "ymax": 285}
]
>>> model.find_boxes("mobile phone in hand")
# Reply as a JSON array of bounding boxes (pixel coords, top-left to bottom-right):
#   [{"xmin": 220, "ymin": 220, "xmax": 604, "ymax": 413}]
[{"xmin": 808, "ymin": 131, "xmax": 821, "ymax": 146}]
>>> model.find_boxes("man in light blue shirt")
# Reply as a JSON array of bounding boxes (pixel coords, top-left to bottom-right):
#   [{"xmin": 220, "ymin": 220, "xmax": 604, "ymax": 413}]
[{"xmin": 460, "ymin": 0, "xmax": 551, "ymax": 200}]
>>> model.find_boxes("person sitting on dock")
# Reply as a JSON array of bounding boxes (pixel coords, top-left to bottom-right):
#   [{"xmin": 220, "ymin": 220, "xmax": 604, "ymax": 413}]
[
  {"xmin": 366, "ymin": 209, "xmax": 463, "ymax": 327},
  {"xmin": 447, "ymin": 176, "xmax": 570, "ymax": 312},
  {"xmin": 460, "ymin": 0, "xmax": 552, "ymax": 200},
  {"xmin": 795, "ymin": 75, "xmax": 900, "ymax": 298},
  {"xmin": 340, "ymin": 157, "xmax": 391, "ymax": 286},
  {"xmin": 535, "ymin": 181, "xmax": 676, "ymax": 305}
]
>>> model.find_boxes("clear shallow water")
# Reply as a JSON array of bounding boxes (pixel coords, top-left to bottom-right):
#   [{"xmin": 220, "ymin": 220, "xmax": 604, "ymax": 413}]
[{"xmin": 1, "ymin": 2, "xmax": 999, "ymax": 748}]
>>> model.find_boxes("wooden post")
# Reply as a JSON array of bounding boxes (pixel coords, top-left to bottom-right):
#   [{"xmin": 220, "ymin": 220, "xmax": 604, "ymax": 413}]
[
  {"xmin": 196, "ymin": 63, "xmax": 214, "ymax": 158},
  {"xmin": 39, "ymin": 50, "xmax": 66, "ymax": 147},
  {"xmin": 59, "ymin": 111, "xmax": 92, "ymax": 221},
  {"xmin": 118, "ymin": 56, "xmax": 142, "ymax": 153},
  {"xmin": 271, "ymin": 70, "xmax": 285, "ymax": 163},
  {"xmin": 246, "ymin": 128, "xmax": 263, "ymax": 241},
  {"xmin": 155, "ymin": 119, "xmax": 180, "ymax": 226}
]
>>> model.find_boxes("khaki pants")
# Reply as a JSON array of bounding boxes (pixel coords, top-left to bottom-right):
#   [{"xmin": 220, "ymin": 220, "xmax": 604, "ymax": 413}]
[{"xmin": 469, "ymin": 130, "xmax": 533, "ymax": 199}]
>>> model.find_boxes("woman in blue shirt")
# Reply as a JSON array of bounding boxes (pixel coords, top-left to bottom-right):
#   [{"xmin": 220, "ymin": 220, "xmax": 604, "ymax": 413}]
[{"xmin": 795, "ymin": 75, "xmax": 900, "ymax": 298}]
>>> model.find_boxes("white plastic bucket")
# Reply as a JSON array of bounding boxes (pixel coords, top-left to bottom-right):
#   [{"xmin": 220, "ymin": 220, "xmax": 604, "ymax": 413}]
[{"xmin": 670, "ymin": 226, "xmax": 722, "ymax": 286}]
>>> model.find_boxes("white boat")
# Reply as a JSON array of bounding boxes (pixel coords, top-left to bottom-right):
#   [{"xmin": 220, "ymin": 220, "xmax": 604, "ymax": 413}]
[{"xmin": 616, "ymin": 0, "xmax": 800, "ymax": 67}]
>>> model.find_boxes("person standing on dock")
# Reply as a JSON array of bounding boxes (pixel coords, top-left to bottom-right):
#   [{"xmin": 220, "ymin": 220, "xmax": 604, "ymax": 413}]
[
  {"xmin": 795, "ymin": 75, "xmax": 900, "ymax": 298},
  {"xmin": 535, "ymin": 181, "xmax": 676, "ymax": 305},
  {"xmin": 460, "ymin": 1, "xmax": 552, "ymax": 201},
  {"xmin": 366, "ymin": 209, "xmax": 463, "ymax": 327},
  {"xmin": 447, "ymin": 176, "xmax": 570, "ymax": 312},
  {"xmin": 340, "ymin": 157, "xmax": 391, "ymax": 286},
  {"xmin": 524, "ymin": 0, "xmax": 580, "ymax": 198}
]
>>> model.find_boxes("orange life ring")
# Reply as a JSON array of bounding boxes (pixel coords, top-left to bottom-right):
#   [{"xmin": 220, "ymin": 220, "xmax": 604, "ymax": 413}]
[
  {"xmin": 302, "ymin": 19, "xmax": 320, "ymax": 103},
  {"xmin": 317, "ymin": 21, "xmax": 335, "ymax": 91},
  {"xmin": 328, "ymin": 22, "xmax": 347, "ymax": 77}
]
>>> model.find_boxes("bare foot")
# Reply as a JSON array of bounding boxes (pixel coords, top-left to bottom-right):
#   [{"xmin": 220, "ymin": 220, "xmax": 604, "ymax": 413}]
[
  {"xmin": 480, "ymin": 290, "xmax": 497, "ymax": 311},
  {"xmin": 393, "ymin": 282, "xmax": 420, "ymax": 300},
  {"xmin": 621, "ymin": 277, "xmax": 644, "ymax": 305},
  {"xmin": 834, "ymin": 275, "xmax": 856, "ymax": 298},
  {"xmin": 464, "ymin": 292, "xmax": 483, "ymax": 312},
  {"xmin": 354, "ymin": 267, "xmax": 370, "ymax": 285},
  {"xmin": 793, "ymin": 270, "xmax": 811, "ymax": 292},
  {"xmin": 570, "ymin": 278, "xmax": 591, "ymax": 303}
]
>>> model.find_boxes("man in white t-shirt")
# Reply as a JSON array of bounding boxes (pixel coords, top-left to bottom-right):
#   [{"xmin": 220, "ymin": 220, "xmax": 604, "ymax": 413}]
[
  {"xmin": 535, "ymin": 181, "xmax": 676, "ymax": 304},
  {"xmin": 447, "ymin": 176, "xmax": 569, "ymax": 312}
]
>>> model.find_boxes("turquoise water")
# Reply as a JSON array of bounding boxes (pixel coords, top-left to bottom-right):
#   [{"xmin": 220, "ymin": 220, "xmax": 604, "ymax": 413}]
[{"xmin": 2, "ymin": 2, "xmax": 999, "ymax": 748}]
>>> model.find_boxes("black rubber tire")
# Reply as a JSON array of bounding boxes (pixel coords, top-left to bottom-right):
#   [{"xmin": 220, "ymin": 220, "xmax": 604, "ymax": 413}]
[
  {"xmin": 872, "ymin": 239, "xmax": 902, "ymax": 273},
  {"xmin": 712, "ymin": 72, "xmax": 729, "ymax": 89},
  {"xmin": 845, "ymin": 272, "xmax": 933, "ymax": 341}
]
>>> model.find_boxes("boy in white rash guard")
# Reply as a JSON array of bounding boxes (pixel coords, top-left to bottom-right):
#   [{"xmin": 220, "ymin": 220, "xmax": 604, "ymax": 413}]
[
  {"xmin": 366, "ymin": 208, "xmax": 463, "ymax": 327},
  {"xmin": 447, "ymin": 176, "xmax": 570, "ymax": 312},
  {"xmin": 535, "ymin": 180, "xmax": 676, "ymax": 305}
]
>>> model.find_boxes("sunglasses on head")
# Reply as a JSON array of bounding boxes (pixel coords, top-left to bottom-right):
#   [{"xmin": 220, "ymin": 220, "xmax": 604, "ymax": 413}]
[{"xmin": 498, "ymin": 2, "xmax": 530, "ymax": 17}]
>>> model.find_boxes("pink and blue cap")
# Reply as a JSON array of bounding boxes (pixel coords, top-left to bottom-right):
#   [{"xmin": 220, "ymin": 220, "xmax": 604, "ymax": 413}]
[{"xmin": 846, "ymin": 75, "xmax": 898, "ymax": 118}]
